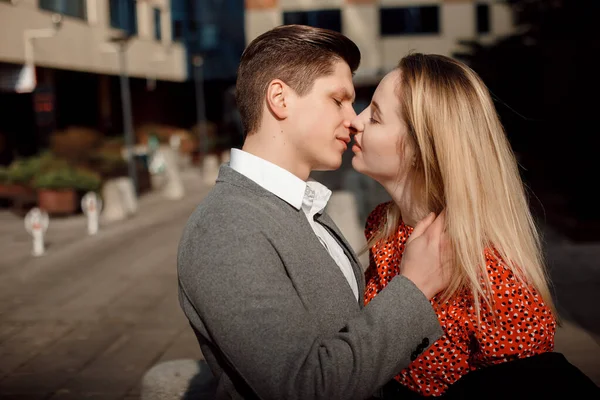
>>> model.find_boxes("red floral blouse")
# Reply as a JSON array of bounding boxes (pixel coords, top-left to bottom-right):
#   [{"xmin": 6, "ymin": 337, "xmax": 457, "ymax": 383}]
[{"xmin": 364, "ymin": 202, "xmax": 556, "ymax": 397}]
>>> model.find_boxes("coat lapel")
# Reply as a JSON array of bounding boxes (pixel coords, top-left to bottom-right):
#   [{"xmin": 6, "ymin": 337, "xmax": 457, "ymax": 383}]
[
  {"xmin": 220, "ymin": 165, "xmax": 366, "ymax": 308},
  {"xmin": 315, "ymin": 212, "xmax": 365, "ymax": 306}
]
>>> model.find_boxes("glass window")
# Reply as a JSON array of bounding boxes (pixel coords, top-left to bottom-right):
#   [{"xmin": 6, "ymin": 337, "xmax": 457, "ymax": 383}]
[
  {"xmin": 476, "ymin": 3, "xmax": 490, "ymax": 34},
  {"xmin": 283, "ymin": 9, "xmax": 342, "ymax": 33},
  {"xmin": 39, "ymin": 0, "xmax": 86, "ymax": 20},
  {"xmin": 109, "ymin": 0, "xmax": 137, "ymax": 36},
  {"xmin": 200, "ymin": 24, "xmax": 218, "ymax": 51},
  {"xmin": 380, "ymin": 6, "xmax": 439, "ymax": 36},
  {"xmin": 172, "ymin": 20, "xmax": 184, "ymax": 41},
  {"xmin": 154, "ymin": 8, "xmax": 162, "ymax": 41}
]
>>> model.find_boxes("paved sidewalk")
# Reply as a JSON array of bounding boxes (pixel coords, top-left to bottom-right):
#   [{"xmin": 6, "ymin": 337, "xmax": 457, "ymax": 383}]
[
  {"xmin": 0, "ymin": 168, "xmax": 210, "ymax": 399},
  {"xmin": 0, "ymin": 168, "xmax": 205, "ymax": 272}
]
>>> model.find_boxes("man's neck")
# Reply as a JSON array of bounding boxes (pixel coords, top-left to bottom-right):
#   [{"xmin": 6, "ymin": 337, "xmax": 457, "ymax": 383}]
[{"xmin": 242, "ymin": 131, "xmax": 311, "ymax": 181}]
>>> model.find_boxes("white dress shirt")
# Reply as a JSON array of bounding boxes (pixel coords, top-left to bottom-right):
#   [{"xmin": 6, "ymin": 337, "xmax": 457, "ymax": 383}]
[{"xmin": 229, "ymin": 148, "xmax": 359, "ymax": 301}]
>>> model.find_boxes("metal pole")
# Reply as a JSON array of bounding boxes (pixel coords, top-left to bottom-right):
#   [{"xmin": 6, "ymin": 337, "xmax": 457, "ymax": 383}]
[
  {"xmin": 118, "ymin": 43, "xmax": 138, "ymax": 194},
  {"xmin": 193, "ymin": 55, "xmax": 207, "ymax": 159}
]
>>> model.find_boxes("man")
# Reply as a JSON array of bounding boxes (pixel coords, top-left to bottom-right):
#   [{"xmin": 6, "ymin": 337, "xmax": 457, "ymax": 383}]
[{"xmin": 178, "ymin": 25, "xmax": 449, "ymax": 400}]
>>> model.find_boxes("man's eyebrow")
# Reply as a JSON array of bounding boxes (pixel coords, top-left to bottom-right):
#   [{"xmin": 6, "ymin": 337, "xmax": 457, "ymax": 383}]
[{"xmin": 333, "ymin": 87, "xmax": 356, "ymax": 103}]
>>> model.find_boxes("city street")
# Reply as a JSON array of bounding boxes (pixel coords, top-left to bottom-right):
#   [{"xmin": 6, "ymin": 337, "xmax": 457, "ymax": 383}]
[{"xmin": 0, "ymin": 168, "xmax": 598, "ymax": 399}]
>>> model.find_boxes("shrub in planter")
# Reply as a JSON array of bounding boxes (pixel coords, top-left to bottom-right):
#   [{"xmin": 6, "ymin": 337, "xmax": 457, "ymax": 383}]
[
  {"xmin": 89, "ymin": 151, "xmax": 128, "ymax": 180},
  {"xmin": 6, "ymin": 151, "xmax": 60, "ymax": 186},
  {"xmin": 0, "ymin": 166, "xmax": 28, "ymax": 198},
  {"xmin": 7, "ymin": 158, "xmax": 39, "ymax": 186},
  {"xmin": 33, "ymin": 167, "xmax": 101, "ymax": 214},
  {"xmin": 50, "ymin": 126, "xmax": 102, "ymax": 163},
  {"xmin": 0, "ymin": 166, "xmax": 9, "ymax": 185}
]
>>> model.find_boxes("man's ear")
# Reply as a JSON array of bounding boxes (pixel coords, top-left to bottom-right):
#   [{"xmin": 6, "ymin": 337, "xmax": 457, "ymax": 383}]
[{"xmin": 266, "ymin": 79, "xmax": 289, "ymax": 120}]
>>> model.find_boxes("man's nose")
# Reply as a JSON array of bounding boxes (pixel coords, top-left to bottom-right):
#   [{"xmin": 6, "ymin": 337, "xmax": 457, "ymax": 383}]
[
  {"xmin": 343, "ymin": 106, "xmax": 357, "ymax": 123},
  {"xmin": 343, "ymin": 107, "xmax": 357, "ymax": 129}
]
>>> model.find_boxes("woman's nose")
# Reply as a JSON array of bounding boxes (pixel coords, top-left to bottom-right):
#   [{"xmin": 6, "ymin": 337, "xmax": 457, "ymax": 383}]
[{"xmin": 350, "ymin": 111, "xmax": 366, "ymax": 133}]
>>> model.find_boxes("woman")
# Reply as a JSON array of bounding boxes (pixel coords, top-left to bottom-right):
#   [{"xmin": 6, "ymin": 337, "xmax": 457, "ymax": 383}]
[{"xmin": 351, "ymin": 53, "xmax": 557, "ymax": 397}]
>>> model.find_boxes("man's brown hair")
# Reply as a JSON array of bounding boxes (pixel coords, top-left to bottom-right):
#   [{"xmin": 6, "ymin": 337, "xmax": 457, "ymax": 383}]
[{"xmin": 235, "ymin": 24, "xmax": 361, "ymax": 136}]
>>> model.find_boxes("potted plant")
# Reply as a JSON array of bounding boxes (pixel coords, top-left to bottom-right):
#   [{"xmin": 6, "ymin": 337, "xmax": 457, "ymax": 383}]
[
  {"xmin": 50, "ymin": 126, "xmax": 102, "ymax": 164},
  {"xmin": 0, "ymin": 166, "xmax": 11, "ymax": 192},
  {"xmin": 89, "ymin": 150, "xmax": 128, "ymax": 180},
  {"xmin": 0, "ymin": 156, "xmax": 44, "ymax": 197},
  {"xmin": 33, "ymin": 166, "xmax": 101, "ymax": 214}
]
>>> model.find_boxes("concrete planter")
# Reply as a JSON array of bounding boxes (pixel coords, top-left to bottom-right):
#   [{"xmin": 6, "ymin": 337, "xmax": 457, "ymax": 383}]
[
  {"xmin": 0, "ymin": 184, "xmax": 35, "ymax": 198},
  {"xmin": 37, "ymin": 189, "xmax": 77, "ymax": 215}
]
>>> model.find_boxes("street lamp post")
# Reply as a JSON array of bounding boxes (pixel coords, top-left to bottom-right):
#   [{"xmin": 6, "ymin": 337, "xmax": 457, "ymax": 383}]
[
  {"xmin": 20, "ymin": 14, "xmax": 63, "ymax": 93},
  {"xmin": 110, "ymin": 35, "xmax": 138, "ymax": 195},
  {"xmin": 192, "ymin": 54, "xmax": 208, "ymax": 160}
]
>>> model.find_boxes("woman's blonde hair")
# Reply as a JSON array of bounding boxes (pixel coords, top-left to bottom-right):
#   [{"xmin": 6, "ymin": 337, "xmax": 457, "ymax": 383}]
[{"xmin": 368, "ymin": 53, "xmax": 556, "ymax": 319}]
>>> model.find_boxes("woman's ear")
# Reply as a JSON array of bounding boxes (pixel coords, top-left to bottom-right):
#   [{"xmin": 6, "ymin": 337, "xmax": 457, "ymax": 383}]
[{"xmin": 266, "ymin": 79, "xmax": 288, "ymax": 120}]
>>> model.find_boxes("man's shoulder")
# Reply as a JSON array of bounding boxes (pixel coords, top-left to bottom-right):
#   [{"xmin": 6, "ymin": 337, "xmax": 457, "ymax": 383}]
[
  {"xmin": 182, "ymin": 181, "xmax": 292, "ymax": 240},
  {"xmin": 177, "ymin": 182, "xmax": 294, "ymax": 276},
  {"xmin": 185, "ymin": 186, "xmax": 255, "ymax": 230}
]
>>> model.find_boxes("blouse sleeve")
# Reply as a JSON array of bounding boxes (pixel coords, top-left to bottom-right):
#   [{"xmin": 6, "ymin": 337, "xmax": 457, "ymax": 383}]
[{"xmin": 466, "ymin": 252, "xmax": 556, "ymax": 368}]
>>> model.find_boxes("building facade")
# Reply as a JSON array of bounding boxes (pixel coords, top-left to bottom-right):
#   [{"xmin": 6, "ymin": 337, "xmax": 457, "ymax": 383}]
[
  {"xmin": 0, "ymin": 0, "xmax": 186, "ymax": 85},
  {"xmin": 0, "ymin": 0, "xmax": 187, "ymax": 159},
  {"xmin": 171, "ymin": 0, "xmax": 245, "ymax": 81},
  {"xmin": 245, "ymin": 0, "xmax": 516, "ymax": 82}
]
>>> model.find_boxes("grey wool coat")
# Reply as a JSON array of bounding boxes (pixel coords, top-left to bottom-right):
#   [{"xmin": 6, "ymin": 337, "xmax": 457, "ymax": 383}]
[{"xmin": 177, "ymin": 165, "xmax": 443, "ymax": 400}]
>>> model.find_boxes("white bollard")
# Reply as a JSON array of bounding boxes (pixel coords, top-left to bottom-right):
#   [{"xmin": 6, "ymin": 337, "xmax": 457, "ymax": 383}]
[
  {"xmin": 81, "ymin": 192, "xmax": 102, "ymax": 235},
  {"xmin": 202, "ymin": 154, "xmax": 220, "ymax": 187},
  {"xmin": 169, "ymin": 135, "xmax": 181, "ymax": 152},
  {"xmin": 24, "ymin": 208, "xmax": 49, "ymax": 257},
  {"xmin": 159, "ymin": 146, "xmax": 185, "ymax": 200},
  {"xmin": 102, "ymin": 179, "xmax": 128, "ymax": 222},
  {"xmin": 115, "ymin": 177, "xmax": 138, "ymax": 215}
]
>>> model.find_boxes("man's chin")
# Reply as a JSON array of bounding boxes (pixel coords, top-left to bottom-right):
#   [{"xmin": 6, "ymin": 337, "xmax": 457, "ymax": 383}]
[{"xmin": 313, "ymin": 159, "xmax": 343, "ymax": 172}]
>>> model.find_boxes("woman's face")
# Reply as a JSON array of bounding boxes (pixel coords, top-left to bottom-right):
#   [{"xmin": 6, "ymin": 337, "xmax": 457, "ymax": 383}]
[{"xmin": 350, "ymin": 69, "xmax": 415, "ymax": 186}]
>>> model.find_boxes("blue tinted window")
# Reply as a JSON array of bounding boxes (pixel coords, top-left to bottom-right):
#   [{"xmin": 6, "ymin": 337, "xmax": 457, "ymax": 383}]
[
  {"xmin": 110, "ymin": 0, "xmax": 137, "ymax": 36},
  {"xmin": 39, "ymin": 0, "xmax": 86, "ymax": 20},
  {"xmin": 154, "ymin": 8, "xmax": 162, "ymax": 41}
]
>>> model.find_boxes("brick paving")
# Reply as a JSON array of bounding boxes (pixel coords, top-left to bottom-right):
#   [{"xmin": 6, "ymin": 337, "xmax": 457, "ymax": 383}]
[{"xmin": 0, "ymin": 170, "xmax": 207, "ymax": 399}]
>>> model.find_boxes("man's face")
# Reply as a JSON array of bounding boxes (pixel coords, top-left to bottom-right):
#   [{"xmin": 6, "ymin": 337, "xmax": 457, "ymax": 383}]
[{"xmin": 284, "ymin": 61, "xmax": 356, "ymax": 172}]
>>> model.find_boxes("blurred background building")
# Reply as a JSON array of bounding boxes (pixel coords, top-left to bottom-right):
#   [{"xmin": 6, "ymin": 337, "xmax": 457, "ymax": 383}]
[
  {"xmin": 0, "ymin": 0, "xmax": 186, "ymax": 157},
  {"xmin": 245, "ymin": 0, "xmax": 516, "ymax": 83},
  {"xmin": 0, "ymin": 0, "xmax": 598, "ymax": 240},
  {"xmin": 0, "ymin": 0, "xmax": 245, "ymax": 163}
]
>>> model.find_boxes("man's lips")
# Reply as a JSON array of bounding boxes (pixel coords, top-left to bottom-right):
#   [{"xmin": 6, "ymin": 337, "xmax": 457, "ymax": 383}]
[{"xmin": 337, "ymin": 138, "xmax": 350, "ymax": 150}]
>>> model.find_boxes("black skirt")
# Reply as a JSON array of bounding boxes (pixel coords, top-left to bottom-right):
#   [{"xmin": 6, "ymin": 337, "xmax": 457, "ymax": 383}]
[{"xmin": 378, "ymin": 352, "xmax": 599, "ymax": 400}]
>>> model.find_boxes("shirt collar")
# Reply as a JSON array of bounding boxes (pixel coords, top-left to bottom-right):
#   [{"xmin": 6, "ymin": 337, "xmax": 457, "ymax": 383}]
[
  {"xmin": 303, "ymin": 180, "xmax": 332, "ymax": 216},
  {"xmin": 230, "ymin": 148, "xmax": 307, "ymax": 210}
]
